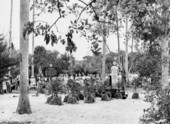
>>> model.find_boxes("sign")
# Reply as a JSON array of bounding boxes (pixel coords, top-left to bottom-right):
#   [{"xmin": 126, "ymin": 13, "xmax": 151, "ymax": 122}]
[{"xmin": 43, "ymin": 67, "xmax": 57, "ymax": 77}]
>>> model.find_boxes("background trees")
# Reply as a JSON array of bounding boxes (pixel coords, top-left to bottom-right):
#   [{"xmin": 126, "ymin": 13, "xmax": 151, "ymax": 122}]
[{"xmin": 0, "ymin": 34, "xmax": 18, "ymax": 82}]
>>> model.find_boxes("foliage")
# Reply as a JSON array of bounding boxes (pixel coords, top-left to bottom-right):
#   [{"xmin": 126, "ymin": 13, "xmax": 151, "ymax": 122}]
[
  {"xmin": 132, "ymin": 92, "xmax": 139, "ymax": 99},
  {"xmin": 101, "ymin": 93, "xmax": 111, "ymax": 101},
  {"xmin": 67, "ymin": 94, "xmax": 78, "ymax": 104},
  {"xmin": 46, "ymin": 95, "xmax": 53, "ymax": 103},
  {"xmin": 63, "ymin": 95, "xmax": 69, "ymax": 102},
  {"xmin": 65, "ymin": 30, "xmax": 77, "ymax": 54},
  {"xmin": 50, "ymin": 78, "xmax": 64, "ymax": 96},
  {"xmin": 64, "ymin": 78, "xmax": 83, "ymax": 104},
  {"xmin": 82, "ymin": 55, "xmax": 102, "ymax": 75},
  {"xmin": 83, "ymin": 77, "xmax": 97, "ymax": 103},
  {"xmin": 45, "ymin": 78, "xmax": 64, "ymax": 105},
  {"xmin": 84, "ymin": 94, "xmax": 95, "ymax": 103},
  {"xmin": 49, "ymin": 96, "xmax": 63, "ymax": 105},
  {"xmin": 34, "ymin": 46, "xmax": 71, "ymax": 76},
  {"xmin": 114, "ymin": 92, "xmax": 122, "ymax": 99},
  {"xmin": 140, "ymin": 89, "xmax": 170, "ymax": 124},
  {"xmin": 0, "ymin": 35, "xmax": 18, "ymax": 92}
]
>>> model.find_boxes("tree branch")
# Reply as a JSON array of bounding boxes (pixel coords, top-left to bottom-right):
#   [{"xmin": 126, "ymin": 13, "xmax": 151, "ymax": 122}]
[
  {"xmin": 76, "ymin": 0, "xmax": 95, "ymax": 22},
  {"xmin": 48, "ymin": 0, "xmax": 63, "ymax": 31},
  {"xmin": 48, "ymin": 16, "xmax": 62, "ymax": 31},
  {"xmin": 76, "ymin": 0, "xmax": 113, "ymax": 24}
]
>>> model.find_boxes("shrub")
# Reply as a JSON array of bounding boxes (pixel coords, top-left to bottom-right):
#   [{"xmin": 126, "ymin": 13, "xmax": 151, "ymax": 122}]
[
  {"xmin": 101, "ymin": 93, "xmax": 111, "ymax": 101},
  {"xmin": 63, "ymin": 95, "xmax": 69, "ymax": 102},
  {"xmin": 73, "ymin": 94, "xmax": 79, "ymax": 101},
  {"xmin": 132, "ymin": 92, "xmax": 139, "ymax": 99},
  {"xmin": 84, "ymin": 94, "xmax": 95, "ymax": 103},
  {"xmin": 46, "ymin": 95, "xmax": 53, "ymax": 103},
  {"xmin": 140, "ymin": 89, "xmax": 170, "ymax": 124},
  {"xmin": 78, "ymin": 93, "xmax": 84, "ymax": 100},
  {"xmin": 49, "ymin": 96, "xmax": 63, "ymax": 105},
  {"xmin": 114, "ymin": 92, "xmax": 122, "ymax": 99},
  {"xmin": 67, "ymin": 95, "xmax": 78, "ymax": 104},
  {"xmin": 107, "ymin": 92, "xmax": 112, "ymax": 98}
]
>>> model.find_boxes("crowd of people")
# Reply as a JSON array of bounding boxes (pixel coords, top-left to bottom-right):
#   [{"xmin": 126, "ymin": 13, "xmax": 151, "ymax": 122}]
[{"xmin": 0, "ymin": 62, "xmax": 139, "ymax": 95}]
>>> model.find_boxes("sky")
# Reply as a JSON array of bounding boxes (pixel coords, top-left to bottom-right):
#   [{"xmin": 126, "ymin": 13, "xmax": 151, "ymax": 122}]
[{"xmin": 0, "ymin": 0, "xmax": 133, "ymax": 60}]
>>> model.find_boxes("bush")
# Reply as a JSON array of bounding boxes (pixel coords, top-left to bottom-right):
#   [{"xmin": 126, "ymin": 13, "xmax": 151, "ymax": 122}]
[
  {"xmin": 101, "ymin": 93, "xmax": 111, "ymax": 101},
  {"xmin": 63, "ymin": 95, "xmax": 69, "ymax": 102},
  {"xmin": 132, "ymin": 92, "xmax": 139, "ymax": 99},
  {"xmin": 46, "ymin": 95, "xmax": 53, "ymax": 103},
  {"xmin": 84, "ymin": 94, "xmax": 95, "ymax": 103},
  {"xmin": 78, "ymin": 93, "xmax": 84, "ymax": 100},
  {"xmin": 114, "ymin": 92, "xmax": 122, "ymax": 99},
  {"xmin": 73, "ymin": 94, "xmax": 79, "ymax": 101},
  {"xmin": 49, "ymin": 96, "xmax": 63, "ymax": 105},
  {"xmin": 107, "ymin": 92, "xmax": 112, "ymax": 98},
  {"xmin": 67, "ymin": 95, "xmax": 78, "ymax": 104},
  {"xmin": 140, "ymin": 89, "xmax": 170, "ymax": 124}
]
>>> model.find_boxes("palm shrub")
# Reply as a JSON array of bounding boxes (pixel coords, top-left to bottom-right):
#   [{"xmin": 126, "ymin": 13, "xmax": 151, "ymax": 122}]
[
  {"xmin": 114, "ymin": 92, "xmax": 123, "ymax": 99},
  {"xmin": 101, "ymin": 92, "xmax": 111, "ymax": 101},
  {"xmin": 94, "ymin": 79, "xmax": 103, "ymax": 97},
  {"xmin": 64, "ymin": 79, "xmax": 83, "ymax": 104},
  {"xmin": 46, "ymin": 78, "xmax": 63, "ymax": 105},
  {"xmin": 131, "ymin": 77, "xmax": 141, "ymax": 99},
  {"xmin": 84, "ymin": 78, "xmax": 96, "ymax": 103}
]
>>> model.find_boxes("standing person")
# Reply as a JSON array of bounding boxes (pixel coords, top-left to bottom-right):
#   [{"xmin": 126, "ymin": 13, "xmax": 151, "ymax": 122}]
[
  {"xmin": 2, "ymin": 78, "xmax": 8, "ymax": 93},
  {"xmin": 16, "ymin": 74, "xmax": 20, "ymax": 90},
  {"xmin": 35, "ymin": 76, "xmax": 41, "ymax": 96},
  {"xmin": 111, "ymin": 62, "xmax": 119, "ymax": 89}
]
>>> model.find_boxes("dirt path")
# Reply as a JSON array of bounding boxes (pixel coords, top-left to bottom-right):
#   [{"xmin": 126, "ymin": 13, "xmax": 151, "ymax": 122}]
[{"xmin": 0, "ymin": 91, "xmax": 150, "ymax": 124}]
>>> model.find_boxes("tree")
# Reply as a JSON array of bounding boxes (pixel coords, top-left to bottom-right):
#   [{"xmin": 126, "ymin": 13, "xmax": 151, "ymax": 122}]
[
  {"xmin": 131, "ymin": 0, "xmax": 170, "ymax": 89},
  {"xmin": 0, "ymin": 35, "xmax": 17, "ymax": 81},
  {"xmin": 34, "ymin": 46, "xmax": 48, "ymax": 76},
  {"xmin": 16, "ymin": 0, "xmax": 32, "ymax": 114}
]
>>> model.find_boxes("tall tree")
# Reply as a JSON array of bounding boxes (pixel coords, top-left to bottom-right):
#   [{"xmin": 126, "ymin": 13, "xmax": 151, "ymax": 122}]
[
  {"xmin": 131, "ymin": 0, "xmax": 170, "ymax": 89},
  {"xmin": 16, "ymin": 0, "xmax": 32, "ymax": 114}
]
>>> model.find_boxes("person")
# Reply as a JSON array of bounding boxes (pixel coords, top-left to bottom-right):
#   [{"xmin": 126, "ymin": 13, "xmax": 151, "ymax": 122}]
[
  {"xmin": 111, "ymin": 62, "xmax": 119, "ymax": 89},
  {"xmin": 2, "ymin": 78, "xmax": 8, "ymax": 93},
  {"xmin": 36, "ymin": 76, "xmax": 41, "ymax": 96},
  {"xmin": 15, "ymin": 74, "xmax": 20, "ymax": 90}
]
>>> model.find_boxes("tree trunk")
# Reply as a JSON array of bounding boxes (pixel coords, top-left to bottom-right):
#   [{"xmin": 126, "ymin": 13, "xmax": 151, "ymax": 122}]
[
  {"xmin": 161, "ymin": 36, "xmax": 169, "ymax": 89},
  {"xmin": 116, "ymin": 6, "xmax": 120, "ymax": 67},
  {"xmin": 31, "ymin": 0, "xmax": 35, "ymax": 78},
  {"xmin": 129, "ymin": 33, "xmax": 134, "ymax": 73},
  {"xmin": 8, "ymin": 0, "xmax": 13, "ymax": 76},
  {"xmin": 125, "ymin": 15, "xmax": 129, "ymax": 90},
  {"xmin": 16, "ymin": 0, "xmax": 32, "ymax": 114},
  {"xmin": 102, "ymin": 25, "xmax": 106, "ymax": 84}
]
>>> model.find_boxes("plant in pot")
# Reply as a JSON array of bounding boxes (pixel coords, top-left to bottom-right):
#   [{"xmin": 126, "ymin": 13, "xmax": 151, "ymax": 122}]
[
  {"xmin": 84, "ymin": 78, "xmax": 96, "ymax": 103},
  {"xmin": 131, "ymin": 77, "xmax": 140, "ymax": 99},
  {"xmin": 63, "ymin": 78, "xmax": 83, "ymax": 104},
  {"xmin": 46, "ymin": 78, "xmax": 63, "ymax": 105}
]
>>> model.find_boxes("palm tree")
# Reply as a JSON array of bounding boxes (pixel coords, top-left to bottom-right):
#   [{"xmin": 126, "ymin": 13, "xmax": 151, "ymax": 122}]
[{"xmin": 16, "ymin": 0, "xmax": 32, "ymax": 114}]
